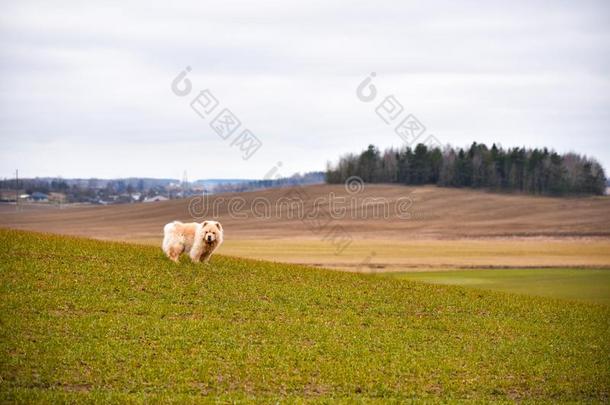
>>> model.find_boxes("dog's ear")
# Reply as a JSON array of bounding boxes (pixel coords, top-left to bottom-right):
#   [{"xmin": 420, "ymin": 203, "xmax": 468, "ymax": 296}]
[
  {"xmin": 216, "ymin": 222, "xmax": 222, "ymax": 230},
  {"xmin": 201, "ymin": 221, "xmax": 208, "ymax": 227}
]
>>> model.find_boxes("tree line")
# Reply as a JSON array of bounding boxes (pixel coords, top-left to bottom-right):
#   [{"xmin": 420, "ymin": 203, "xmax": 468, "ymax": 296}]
[
  {"xmin": 326, "ymin": 143, "xmax": 607, "ymax": 196},
  {"xmin": 212, "ymin": 172, "xmax": 324, "ymax": 194}
]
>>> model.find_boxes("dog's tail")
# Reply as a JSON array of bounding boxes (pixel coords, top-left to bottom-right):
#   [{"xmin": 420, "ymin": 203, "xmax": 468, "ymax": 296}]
[
  {"xmin": 163, "ymin": 220, "xmax": 181, "ymax": 234},
  {"xmin": 162, "ymin": 221, "xmax": 181, "ymax": 251}
]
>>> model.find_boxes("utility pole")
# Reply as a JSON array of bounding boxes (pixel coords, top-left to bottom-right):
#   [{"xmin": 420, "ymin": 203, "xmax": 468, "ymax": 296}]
[{"xmin": 182, "ymin": 170, "xmax": 188, "ymax": 196}]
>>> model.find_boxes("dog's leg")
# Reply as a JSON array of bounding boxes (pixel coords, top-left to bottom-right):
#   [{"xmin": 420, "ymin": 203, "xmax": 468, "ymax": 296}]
[
  {"xmin": 200, "ymin": 250, "xmax": 212, "ymax": 263},
  {"xmin": 189, "ymin": 242, "xmax": 203, "ymax": 262},
  {"xmin": 201, "ymin": 244, "xmax": 219, "ymax": 263},
  {"xmin": 168, "ymin": 245, "xmax": 183, "ymax": 263},
  {"xmin": 189, "ymin": 249, "xmax": 201, "ymax": 262}
]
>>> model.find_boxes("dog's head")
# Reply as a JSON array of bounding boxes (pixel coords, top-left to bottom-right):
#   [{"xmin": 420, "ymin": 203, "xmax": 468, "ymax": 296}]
[{"xmin": 201, "ymin": 220, "xmax": 223, "ymax": 244}]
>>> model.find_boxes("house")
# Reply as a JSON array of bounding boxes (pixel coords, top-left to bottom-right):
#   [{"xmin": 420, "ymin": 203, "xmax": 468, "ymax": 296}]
[
  {"xmin": 143, "ymin": 195, "xmax": 169, "ymax": 203},
  {"xmin": 30, "ymin": 192, "xmax": 49, "ymax": 202}
]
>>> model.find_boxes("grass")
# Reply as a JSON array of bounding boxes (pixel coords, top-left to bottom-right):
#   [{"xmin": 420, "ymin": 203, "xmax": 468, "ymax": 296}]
[
  {"xmin": 1, "ymin": 229, "xmax": 609, "ymax": 402},
  {"xmin": 386, "ymin": 268, "xmax": 610, "ymax": 304}
]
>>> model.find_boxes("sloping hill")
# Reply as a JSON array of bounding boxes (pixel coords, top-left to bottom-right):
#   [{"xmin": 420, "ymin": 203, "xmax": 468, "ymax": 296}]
[
  {"xmin": 2, "ymin": 184, "xmax": 610, "ymax": 241},
  {"xmin": 1, "ymin": 229, "xmax": 608, "ymax": 402}
]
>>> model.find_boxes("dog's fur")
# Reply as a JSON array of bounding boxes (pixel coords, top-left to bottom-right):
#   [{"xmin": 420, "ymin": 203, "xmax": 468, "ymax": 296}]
[{"xmin": 162, "ymin": 220, "xmax": 223, "ymax": 263}]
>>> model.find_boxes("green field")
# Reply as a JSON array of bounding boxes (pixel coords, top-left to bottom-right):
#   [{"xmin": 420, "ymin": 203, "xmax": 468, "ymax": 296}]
[
  {"xmin": 387, "ymin": 268, "xmax": 610, "ymax": 305},
  {"xmin": 1, "ymin": 229, "xmax": 609, "ymax": 402}
]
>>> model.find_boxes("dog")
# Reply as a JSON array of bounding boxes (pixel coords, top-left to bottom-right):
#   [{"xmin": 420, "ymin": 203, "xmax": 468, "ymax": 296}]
[{"xmin": 162, "ymin": 220, "xmax": 223, "ymax": 263}]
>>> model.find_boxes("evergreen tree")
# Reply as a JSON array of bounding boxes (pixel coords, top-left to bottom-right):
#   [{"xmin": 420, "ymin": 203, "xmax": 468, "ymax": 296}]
[{"xmin": 326, "ymin": 142, "xmax": 606, "ymax": 196}]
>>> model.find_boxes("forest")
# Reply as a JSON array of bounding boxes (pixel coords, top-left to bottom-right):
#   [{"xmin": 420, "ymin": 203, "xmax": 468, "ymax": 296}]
[{"xmin": 326, "ymin": 143, "xmax": 607, "ymax": 195}]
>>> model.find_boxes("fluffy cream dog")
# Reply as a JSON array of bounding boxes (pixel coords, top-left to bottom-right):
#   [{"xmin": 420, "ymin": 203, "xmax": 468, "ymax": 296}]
[{"xmin": 162, "ymin": 220, "xmax": 223, "ymax": 263}]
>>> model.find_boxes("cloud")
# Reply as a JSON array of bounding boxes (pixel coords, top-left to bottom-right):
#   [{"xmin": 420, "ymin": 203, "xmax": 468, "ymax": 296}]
[{"xmin": 1, "ymin": 0, "xmax": 609, "ymax": 179}]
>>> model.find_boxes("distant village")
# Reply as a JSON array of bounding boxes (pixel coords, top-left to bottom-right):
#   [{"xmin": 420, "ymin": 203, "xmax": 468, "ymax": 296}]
[{"xmin": 0, "ymin": 172, "xmax": 324, "ymax": 206}]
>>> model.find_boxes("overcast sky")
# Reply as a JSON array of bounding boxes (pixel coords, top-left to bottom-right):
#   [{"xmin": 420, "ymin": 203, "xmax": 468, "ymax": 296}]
[{"xmin": 1, "ymin": 0, "xmax": 609, "ymax": 180}]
